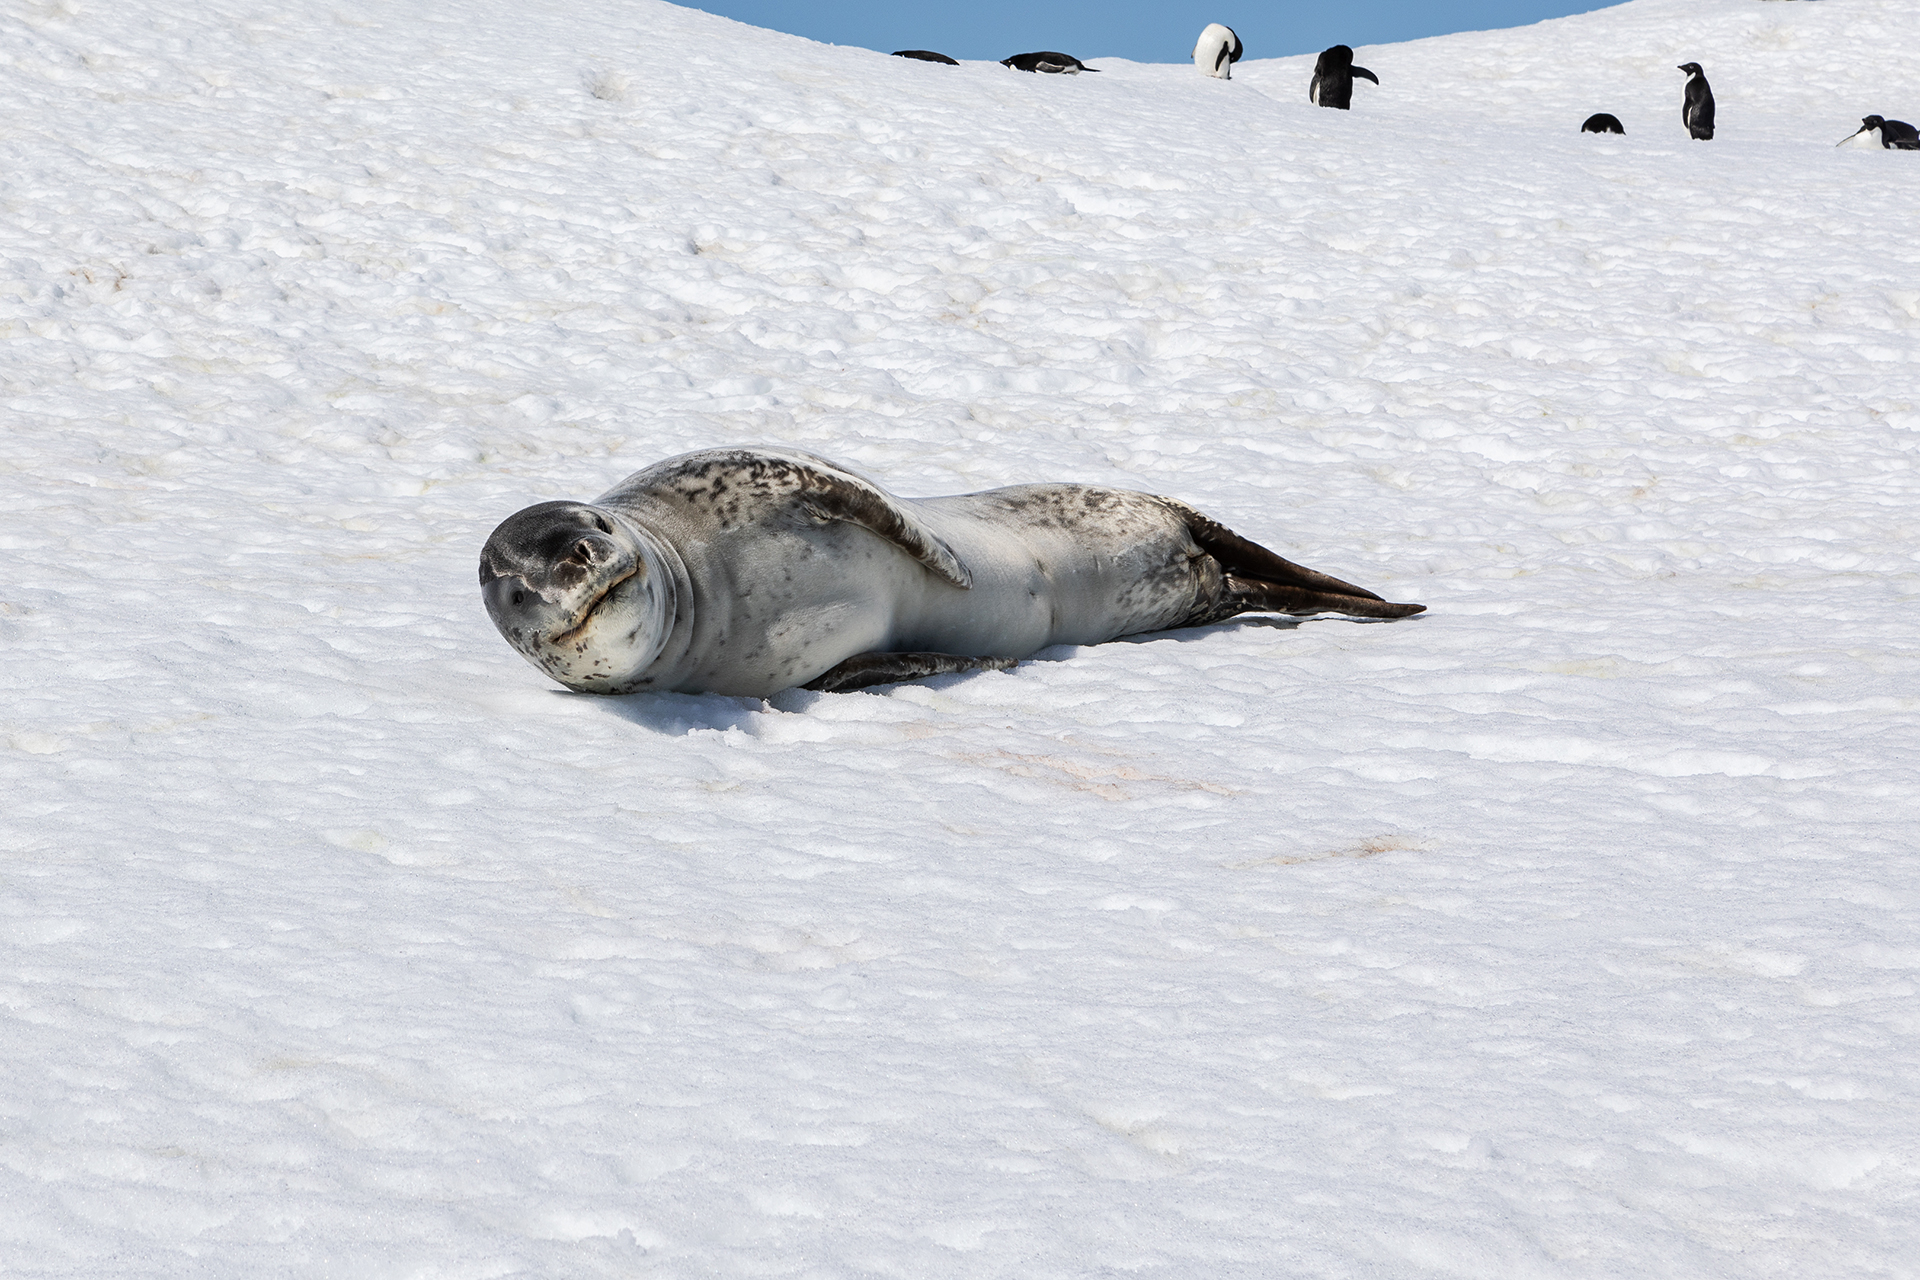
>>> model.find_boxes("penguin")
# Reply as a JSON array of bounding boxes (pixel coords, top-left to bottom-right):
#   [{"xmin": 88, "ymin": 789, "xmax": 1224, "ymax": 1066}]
[
  {"xmin": 1193, "ymin": 24, "xmax": 1242, "ymax": 80},
  {"xmin": 1310, "ymin": 45, "xmax": 1378, "ymax": 110},
  {"xmin": 893, "ymin": 50, "xmax": 959, "ymax": 65},
  {"xmin": 1002, "ymin": 51, "xmax": 1098, "ymax": 74},
  {"xmin": 1835, "ymin": 115, "xmax": 1920, "ymax": 149},
  {"xmin": 1678, "ymin": 63, "xmax": 1714, "ymax": 140},
  {"xmin": 1581, "ymin": 112, "xmax": 1625, "ymax": 135}
]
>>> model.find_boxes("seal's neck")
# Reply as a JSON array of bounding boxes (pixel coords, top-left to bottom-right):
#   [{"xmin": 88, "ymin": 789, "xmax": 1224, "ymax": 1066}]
[{"xmin": 603, "ymin": 514, "xmax": 694, "ymax": 694}]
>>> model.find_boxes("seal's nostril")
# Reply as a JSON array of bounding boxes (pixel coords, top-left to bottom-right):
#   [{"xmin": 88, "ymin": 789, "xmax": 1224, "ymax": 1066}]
[{"xmin": 512, "ymin": 590, "xmax": 526, "ymax": 607}]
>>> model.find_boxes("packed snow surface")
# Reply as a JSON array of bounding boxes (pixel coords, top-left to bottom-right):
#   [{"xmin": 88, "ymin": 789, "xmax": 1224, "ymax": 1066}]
[{"xmin": 4, "ymin": 0, "xmax": 1918, "ymax": 1274}]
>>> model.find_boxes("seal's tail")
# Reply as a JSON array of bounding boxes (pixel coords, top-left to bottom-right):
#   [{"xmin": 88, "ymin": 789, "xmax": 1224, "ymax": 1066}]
[{"xmin": 1167, "ymin": 501, "xmax": 1426, "ymax": 620}]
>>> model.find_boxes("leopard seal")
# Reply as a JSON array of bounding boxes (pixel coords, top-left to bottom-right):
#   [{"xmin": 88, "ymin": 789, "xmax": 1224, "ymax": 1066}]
[{"xmin": 478, "ymin": 447, "xmax": 1424, "ymax": 697}]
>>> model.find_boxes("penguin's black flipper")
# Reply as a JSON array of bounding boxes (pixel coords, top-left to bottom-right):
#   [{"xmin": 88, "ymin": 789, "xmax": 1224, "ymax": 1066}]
[{"xmin": 1352, "ymin": 65, "xmax": 1379, "ymax": 85}]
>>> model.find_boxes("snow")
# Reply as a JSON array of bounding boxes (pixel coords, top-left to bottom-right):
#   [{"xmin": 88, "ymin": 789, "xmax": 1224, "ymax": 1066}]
[{"xmin": 3, "ymin": 0, "xmax": 1917, "ymax": 1273}]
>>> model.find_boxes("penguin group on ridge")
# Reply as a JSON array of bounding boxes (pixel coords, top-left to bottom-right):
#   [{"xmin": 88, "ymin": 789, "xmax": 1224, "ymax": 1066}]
[
  {"xmin": 882, "ymin": 23, "xmax": 1913, "ymax": 157},
  {"xmin": 1584, "ymin": 61, "xmax": 1714, "ymax": 140}
]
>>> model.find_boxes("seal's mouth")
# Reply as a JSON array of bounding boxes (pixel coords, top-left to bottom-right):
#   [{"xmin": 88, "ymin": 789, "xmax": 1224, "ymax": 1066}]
[{"xmin": 544, "ymin": 565, "xmax": 638, "ymax": 647}]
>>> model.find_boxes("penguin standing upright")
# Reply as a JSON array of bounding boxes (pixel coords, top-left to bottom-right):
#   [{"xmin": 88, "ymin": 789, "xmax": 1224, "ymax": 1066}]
[
  {"xmin": 1835, "ymin": 115, "xmax": 1920, "ymax": 149},
  {"xmin": 1678, "ymin": 63, "xmax": 1715, "ymax": 140},
  {"xmin": 1310, "ymin": 45, "xmax": 1378, "ymax": 110},
  {"xmin": 1193, "ymin": 24, "xmax": 1242, "ymax": 79}
]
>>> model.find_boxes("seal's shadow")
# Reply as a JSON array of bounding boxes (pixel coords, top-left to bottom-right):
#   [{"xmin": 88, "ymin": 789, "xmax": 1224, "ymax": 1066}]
[
  {"xmin": 567, "ymin": 688, "xmax": 769, "ymax": 735},
  {"xmin": 573, "ymin": 613, "xmax": 1422, "ymax": 733},
  {"xmin": 1115, "ymin": 612, "xmax": 1422, "ymax": 643},
  {"xmin": 1123, "ymin": 615, "xmax": 1304, "ymax": 643}
]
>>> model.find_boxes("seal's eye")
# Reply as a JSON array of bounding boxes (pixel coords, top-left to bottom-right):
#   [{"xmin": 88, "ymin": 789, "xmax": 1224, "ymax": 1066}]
[{"xmin": 591, "ymin": 514, "xmax": 613, "ymax": 534}]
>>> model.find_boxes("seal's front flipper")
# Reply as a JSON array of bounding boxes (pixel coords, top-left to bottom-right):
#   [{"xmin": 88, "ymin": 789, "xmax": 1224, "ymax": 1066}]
[
  {"xmin": 804, "ymin": 652, "xmax": 1018, "ymax": 694},
  {"xmin": 763, "ymin": 449, "xmax": 974, "ymax": 588},
  {"xmin": 1163, "ymin": 498, "xmax": 1426, "ymax": 620},
  {"xmin": 602, "ymin": 446, "xmax": 975, "ymax": 589}
]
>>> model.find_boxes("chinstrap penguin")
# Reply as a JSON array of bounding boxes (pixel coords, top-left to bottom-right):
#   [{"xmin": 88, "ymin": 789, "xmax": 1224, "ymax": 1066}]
[{"xmin": 1311, "ymin": 45, "xmax": 1378, "ymax": 110}]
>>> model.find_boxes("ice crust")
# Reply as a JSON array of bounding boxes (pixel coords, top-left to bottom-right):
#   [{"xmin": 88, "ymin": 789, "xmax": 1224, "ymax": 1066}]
[{"xmin": 3, "ymin": 0, "xmax": 1917, "ymax": 1274}]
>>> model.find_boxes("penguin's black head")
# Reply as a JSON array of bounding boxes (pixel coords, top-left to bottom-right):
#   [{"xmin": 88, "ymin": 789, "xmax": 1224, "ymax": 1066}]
[
  {"xmin": 1860, "ymin": 115, "xmax": 1886, "ymax": 129},
  {"xmin": 1323, "ymin": 44, "xmax": 1355, "ymax": 65},
  {"xmin": 1677, "ymin": 62, "xmax": 1703, "ymax": 76}
]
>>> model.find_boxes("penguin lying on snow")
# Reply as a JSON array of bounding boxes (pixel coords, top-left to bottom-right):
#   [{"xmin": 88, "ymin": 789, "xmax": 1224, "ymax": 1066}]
[
  {"xmin": 1835, "ymin": 115, "xmax": 1920, "ymax": 149},
  {"xmin": 1002, "ymin": 51, "xmax": 1097, "ymax": 74},
  {"xmin": 1678, "ymin": 62, "xmax": 1714, "ymax": 140},
  {"xmin": 893, "ymin": 50, "xmax": 958, "ymax": 65},
  {"xmin": 1193, "ymin": 24, "xmax": 1242, "ymax": 79},
  {"xmin": 1311, "ymin": 45, "xmax": 1377, "ymax": 110},
  {"xmin": 1581, "ymin": 112, "xmax": 1624, "ymax": 134}
]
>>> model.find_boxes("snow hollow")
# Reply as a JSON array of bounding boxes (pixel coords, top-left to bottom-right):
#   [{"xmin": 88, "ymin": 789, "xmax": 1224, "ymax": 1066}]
[{"xmin": 3, "ymin": 0, "xmax": 1917, "ymax": 1274}]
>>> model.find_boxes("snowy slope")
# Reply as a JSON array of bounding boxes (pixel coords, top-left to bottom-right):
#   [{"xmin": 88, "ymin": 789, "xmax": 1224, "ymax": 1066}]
[{"xmin": 3, "ymin": 0, "xmax": 1918, "ymax": 1274}]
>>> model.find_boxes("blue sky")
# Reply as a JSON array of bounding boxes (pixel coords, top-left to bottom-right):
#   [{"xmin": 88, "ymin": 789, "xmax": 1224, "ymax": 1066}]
[{"xmin": 674, "ymin": 0, "xmax": 1619, "ymax": 64}]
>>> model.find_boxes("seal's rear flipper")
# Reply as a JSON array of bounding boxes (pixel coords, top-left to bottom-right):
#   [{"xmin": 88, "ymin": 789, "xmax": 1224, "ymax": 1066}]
[
  {"xmin": 1225, "ymin": 575, "xmax": 1424, "ymax": 619},
  {"xmin": 1163, "ymin": 499, "xmax": 1426, "ymax": 620},
  {"xmin": 804, "ymin": 652, "xmax": 1018, "ymax": 694}
]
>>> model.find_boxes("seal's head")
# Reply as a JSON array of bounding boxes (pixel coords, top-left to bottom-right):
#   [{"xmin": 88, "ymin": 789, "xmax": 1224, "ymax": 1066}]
[{"xmin": 479, "ymin": 502, "xmax": 674, "ymax": 692}]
